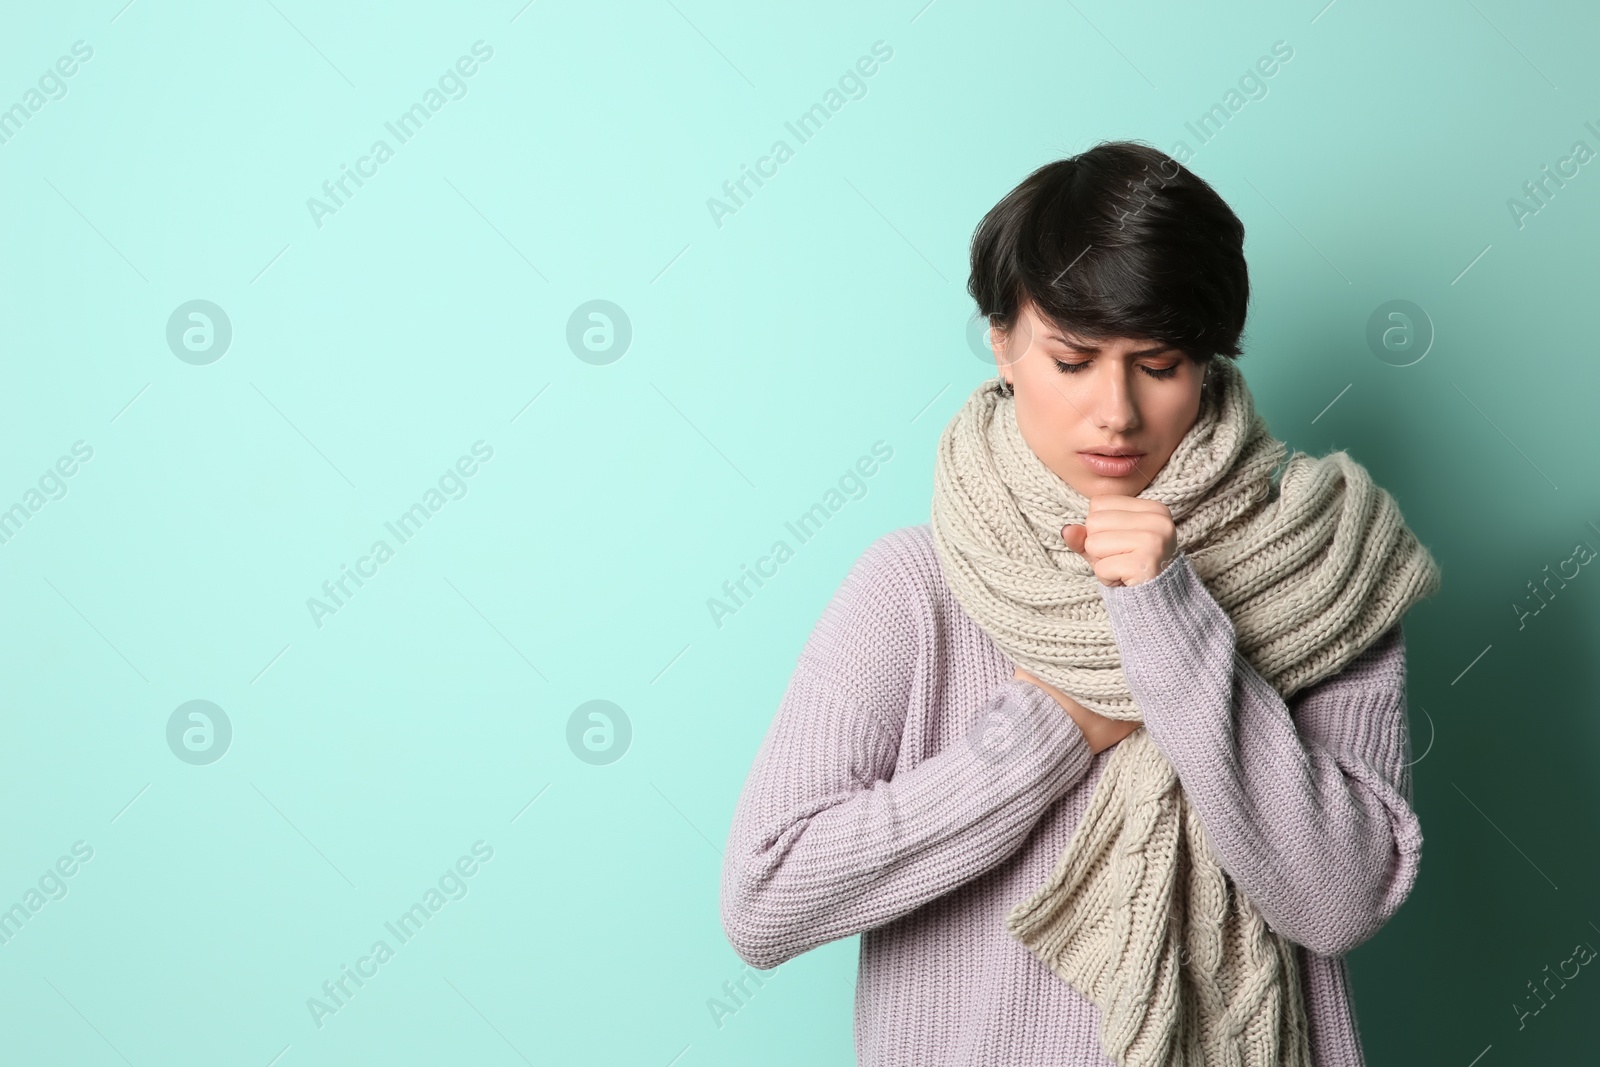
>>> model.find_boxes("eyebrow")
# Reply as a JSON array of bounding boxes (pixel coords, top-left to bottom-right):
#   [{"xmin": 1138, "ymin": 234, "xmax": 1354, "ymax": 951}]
[{"xmin": 1045, "ymin": 335, "xmax": 1179, "ymax": 358}]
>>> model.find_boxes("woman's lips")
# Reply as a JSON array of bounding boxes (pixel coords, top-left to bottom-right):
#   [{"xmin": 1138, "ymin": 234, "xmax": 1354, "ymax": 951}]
[{"xmin": 1078, "ymin": 451, "xmax": 1144, "ymax": 477}]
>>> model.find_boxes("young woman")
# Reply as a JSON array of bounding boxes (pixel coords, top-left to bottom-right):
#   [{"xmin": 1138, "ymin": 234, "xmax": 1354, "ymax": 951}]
[{"xmin": 720, "ymin": 141, "xmax": 1441, "ymax": 1066}]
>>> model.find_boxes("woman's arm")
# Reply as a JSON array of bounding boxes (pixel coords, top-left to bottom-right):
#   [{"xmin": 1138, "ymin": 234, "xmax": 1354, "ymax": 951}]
[
  {"xmin": 719, "ymin": 533, "xmax": 1094, "ymax": 970},
  {"xmin": 1099, "ymin": 552, "xmax": 1421, "ymax": 958}
]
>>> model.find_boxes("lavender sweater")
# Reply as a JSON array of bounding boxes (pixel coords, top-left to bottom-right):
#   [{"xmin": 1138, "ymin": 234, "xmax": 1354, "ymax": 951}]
[{"xmin": 719, "ymin": 523, "xmax": 1422, "ymax": 1066}]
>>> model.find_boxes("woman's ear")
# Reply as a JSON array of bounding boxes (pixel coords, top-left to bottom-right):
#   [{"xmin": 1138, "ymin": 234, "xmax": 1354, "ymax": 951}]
[
  {"xmin": 989, "ymin": 320, "xmax": 1013, "ymax": 376},
  {"xmin": 987, "ymin": 320, "xmax": 1005, "ymax": 355}
]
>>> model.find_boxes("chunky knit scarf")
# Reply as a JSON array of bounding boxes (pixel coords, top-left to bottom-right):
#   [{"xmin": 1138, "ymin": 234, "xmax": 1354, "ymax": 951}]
[{"xmin": 930, "ymin": 357, "xmax": 1441, "ymax": 1067}]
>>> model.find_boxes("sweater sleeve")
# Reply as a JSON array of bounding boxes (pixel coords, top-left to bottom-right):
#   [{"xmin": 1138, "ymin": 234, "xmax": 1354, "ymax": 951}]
[
  {"xmin": 719, "ymin": 534, "xmax": 1095, "ymax": 970},
  {"xmin": 1098, "ymin": 552, "xmax": 1421, "ymax": 959}
]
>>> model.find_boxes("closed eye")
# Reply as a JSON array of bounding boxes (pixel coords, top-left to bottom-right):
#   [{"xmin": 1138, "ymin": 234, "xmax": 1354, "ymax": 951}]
[{"xmin": 1053, "ymin": 359, "xmax": 1179, "ymax": 380}]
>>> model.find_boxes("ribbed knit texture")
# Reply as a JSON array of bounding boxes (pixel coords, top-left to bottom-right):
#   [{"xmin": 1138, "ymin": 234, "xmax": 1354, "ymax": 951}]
[
  {"xmin": 720, "ymin": 523, "xmax": 1424, "ymax": 1066},
  {"xmin": 927, "ymin": 361, "xmax": 1441, "ymax": 1066}
]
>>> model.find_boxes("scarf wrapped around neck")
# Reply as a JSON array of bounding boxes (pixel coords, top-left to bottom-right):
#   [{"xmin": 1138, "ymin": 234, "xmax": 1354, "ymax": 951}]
[{"xmin": 929, "ymin": 357, "xmax": 1441, "ymax": 1066}]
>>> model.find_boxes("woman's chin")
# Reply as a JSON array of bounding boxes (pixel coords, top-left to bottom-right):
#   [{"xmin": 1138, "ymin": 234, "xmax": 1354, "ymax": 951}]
[{"xmin": 1068, "ymin": 468, "xmax": 1153, "ymax": 497}]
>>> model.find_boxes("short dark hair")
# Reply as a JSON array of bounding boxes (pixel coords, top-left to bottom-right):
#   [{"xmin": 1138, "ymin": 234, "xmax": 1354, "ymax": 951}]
[{"xmin": 967, "ymin": 141, "xmax": 1249, "ymax": 366}]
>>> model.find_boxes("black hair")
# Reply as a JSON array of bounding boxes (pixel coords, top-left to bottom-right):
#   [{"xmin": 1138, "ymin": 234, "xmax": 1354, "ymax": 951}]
[{"xmin": 967, "ymin": 141, "xmax": 1249, "ymax": 380}]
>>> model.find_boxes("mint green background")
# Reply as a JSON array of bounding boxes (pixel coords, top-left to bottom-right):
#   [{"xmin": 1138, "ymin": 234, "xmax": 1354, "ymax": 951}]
[{"xmin": 1, "ymin": 0, "xmax": 1597, "ymax": 1063}]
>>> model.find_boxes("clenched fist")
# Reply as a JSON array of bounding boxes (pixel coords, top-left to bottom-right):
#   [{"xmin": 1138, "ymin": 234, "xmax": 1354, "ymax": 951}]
[{"xmin": 1061, "ymin": 495, "xmax": 1178, "ymax": 587}]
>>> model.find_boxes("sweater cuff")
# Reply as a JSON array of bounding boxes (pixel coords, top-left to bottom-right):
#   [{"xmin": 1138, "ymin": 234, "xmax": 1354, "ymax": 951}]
[
  {"xmin": 1097, "ymin": 552, "xmax": 1237, "ymax": 712},
  {"xmin": 964, "ymin": 677, "xmax": 1094, "ymax": 792}
]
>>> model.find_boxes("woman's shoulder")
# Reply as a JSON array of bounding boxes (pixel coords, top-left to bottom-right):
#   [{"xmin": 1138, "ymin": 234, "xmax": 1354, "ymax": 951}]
[
  {"xmin": 856, "ymin": 521, "xmax": 938, "ymax": 575},
  {"xmin": 843, "ymin": 522, "xmax": 955, "ymax": 614},
  {"xmin": 805, "ymin": 524, "xmax": 951, "ymax": 665},
  {"xmin": 797, "ymin": 523, "xmax": 984, "ymax": 731}
]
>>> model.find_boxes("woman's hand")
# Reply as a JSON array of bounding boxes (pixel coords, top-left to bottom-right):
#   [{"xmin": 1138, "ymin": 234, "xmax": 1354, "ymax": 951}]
[
  {"xmin": 1061, "ymin": 495, "xmax": 1178, "ymax": 587},
  {"xmin": 1013, "ymin": 666, "xmax": 1141, "ymax": 754}
]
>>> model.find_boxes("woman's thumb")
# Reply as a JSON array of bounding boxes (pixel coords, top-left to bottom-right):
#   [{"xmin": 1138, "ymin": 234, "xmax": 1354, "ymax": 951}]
[{"xmin": 1060, "ymin": 522, "xmax": 1087, "ymax": 554}]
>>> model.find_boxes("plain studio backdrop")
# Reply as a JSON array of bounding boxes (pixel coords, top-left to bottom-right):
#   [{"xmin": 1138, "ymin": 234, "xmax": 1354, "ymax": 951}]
[{"xmin": 0, "ymin": 0, "xmax": 1594, "ymax": 1064}]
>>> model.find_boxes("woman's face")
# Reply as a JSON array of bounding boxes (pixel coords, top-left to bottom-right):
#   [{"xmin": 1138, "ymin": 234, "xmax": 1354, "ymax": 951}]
[{"xmin": 992, "ymin": 300, "xmax": 1207, "ymax": 497}]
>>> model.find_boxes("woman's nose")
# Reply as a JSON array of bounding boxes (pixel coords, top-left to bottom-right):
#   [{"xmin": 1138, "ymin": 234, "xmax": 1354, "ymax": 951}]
[{"xmin": 1091, "ymin": 375, "xmax": 1138, "ymax": 432}]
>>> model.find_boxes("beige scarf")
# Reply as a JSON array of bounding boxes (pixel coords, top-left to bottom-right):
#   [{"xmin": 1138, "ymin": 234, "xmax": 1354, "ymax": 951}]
[{"xmin": 930, "ymin": 357, "xmax": 1441, "ymax": 1066}]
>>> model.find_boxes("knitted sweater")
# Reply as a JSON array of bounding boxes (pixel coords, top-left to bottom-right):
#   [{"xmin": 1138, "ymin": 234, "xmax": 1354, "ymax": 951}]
[{"xmin": 719, "ymin": 523, "xmax": 1422, "ymax": 1067}]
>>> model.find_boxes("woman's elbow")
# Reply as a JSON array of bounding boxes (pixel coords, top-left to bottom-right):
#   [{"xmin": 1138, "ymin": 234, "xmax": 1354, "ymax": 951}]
[
  {"xmin": 722, "ymin": 923, "xmax": 795, "ymax": 971},
  {"xmin": 1293, "ymin": 903, "xmax": 1388, "ymax": 958},
  {"xmin": 1288, "ymin": 820, "xmax": 1423, "ymax": 957},
  {"xmin": 719, "ymin": 833, "xmax": 817, "ymax": 968},
  {"xmin": 719, "ymin": 875, "xmax": 803, "ymax": 970}
]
